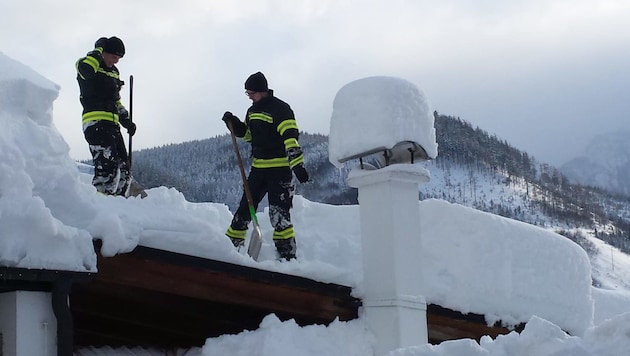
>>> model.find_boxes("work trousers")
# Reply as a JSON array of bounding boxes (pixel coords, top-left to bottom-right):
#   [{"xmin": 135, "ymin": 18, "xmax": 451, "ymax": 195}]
[
  {"xmin": 228, "ymin": 166, "xmax": 295, "ymax": 241},
  {"xmin": 84, "ymin": 121, "xmax": 130, "ymax": 196}
]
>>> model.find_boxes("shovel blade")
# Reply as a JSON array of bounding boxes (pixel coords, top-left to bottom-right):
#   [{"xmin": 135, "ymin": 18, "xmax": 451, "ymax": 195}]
[
  {"xmin": 247, "ymin": 225, "xmax": 263, "ymax": 261},
  {"xmin": 125, "ymin": 178, "xmax": 148, "ymax": 198}
]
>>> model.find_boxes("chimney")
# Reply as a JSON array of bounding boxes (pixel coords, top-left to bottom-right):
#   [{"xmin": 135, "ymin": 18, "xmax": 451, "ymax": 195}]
[
  {"xmin": 329, "ymin": 76, "xmax": 437, "ymax": 355},
  {"xmin": 348, "ymin": 165, "xmax": 430, "ymax": 355}
]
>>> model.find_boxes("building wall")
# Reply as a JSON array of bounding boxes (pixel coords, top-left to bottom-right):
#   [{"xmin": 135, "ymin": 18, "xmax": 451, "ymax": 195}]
[{"xmin": 0, "ymin": 291, "xmax": 56, "ymax": 356}]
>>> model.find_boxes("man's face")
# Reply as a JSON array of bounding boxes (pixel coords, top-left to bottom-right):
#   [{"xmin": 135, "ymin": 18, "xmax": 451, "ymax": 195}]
[
  {"xmin": 102, "ymin": 52, "xmax": 121, "ymax": 68},
  {"xmin": 246, "ymin": 90, "xmax": 262, "ymax": 103}
]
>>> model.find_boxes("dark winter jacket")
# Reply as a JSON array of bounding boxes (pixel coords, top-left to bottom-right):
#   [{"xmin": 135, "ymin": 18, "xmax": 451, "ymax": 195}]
[
  {"xmin": 76, "ymin": 47, "xmax": 125, "ymax": 129},
  {"xmin": 232, "ymin": 91, "xmax": 304, "ymax": 169}
]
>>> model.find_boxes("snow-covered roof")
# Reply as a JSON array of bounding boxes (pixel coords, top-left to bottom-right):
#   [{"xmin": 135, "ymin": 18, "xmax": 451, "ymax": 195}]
[
  {"xmin": 0, "ymin": 51, "xmax": 94, "ymax": 272},
  {"xmin": 0, "ymin": 50, "xmax": 59, "ymax": 117},
  {"xmin": 420, "ymin": 199, "xmax": 594, "ymax": 335},
  {"xmin": 2, "ymin": 52, "xmax": 630, "ymax": 355}
]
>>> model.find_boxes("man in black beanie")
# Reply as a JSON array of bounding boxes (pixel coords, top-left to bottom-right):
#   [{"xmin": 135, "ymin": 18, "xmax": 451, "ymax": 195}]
[
  {"xmin": 222, "ymin": 71, "xmax": 309, "ymax": 260},
  {"xmin": 76, "ymin": 36, "xmax": 136, "ymax": 196}
]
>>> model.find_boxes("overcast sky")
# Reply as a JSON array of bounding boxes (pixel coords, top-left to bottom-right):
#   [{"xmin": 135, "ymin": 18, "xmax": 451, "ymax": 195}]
[{"xmin": 2, "ymin": 0, "xmax": 629, "ymax": 165}]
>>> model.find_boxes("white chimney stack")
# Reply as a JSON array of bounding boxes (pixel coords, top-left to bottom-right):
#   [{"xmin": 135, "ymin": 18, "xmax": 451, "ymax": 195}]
[
  {"xmin": 348, "ymin": 165, "xmax": 430, "ymax": 355},
  {"xmin": 328, "ymin": 76, "xmax": 437, "ymax": 355}
]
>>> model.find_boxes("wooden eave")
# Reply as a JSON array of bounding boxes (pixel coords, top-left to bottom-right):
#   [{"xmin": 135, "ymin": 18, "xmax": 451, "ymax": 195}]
[
  {"xmin": 70, "ymin": 244, "xmax": 361, "ymax": 348},
  {"xmin": 2, "ymin": 246, "xmax": 520, "ymax": 351},
  {"xmin": 427, "ymin": 304, "xmax": 522, "ymax": 343},
  {"xmin": 69, "ymin": 244, "xmax": 520, "ymax": 349},
  {"xmin": 0, "ymin": 246, "xmax": 523, "ymax": 354},
  {"xmin": 0, "ymin": 266, "xmax": 93, "ymax": 293}
]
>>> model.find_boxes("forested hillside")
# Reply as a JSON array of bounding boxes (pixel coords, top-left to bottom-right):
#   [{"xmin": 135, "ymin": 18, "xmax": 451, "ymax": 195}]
[
  {"xmin": 131, "ymin": 132, "xmax": 355, "ymax": 208},
  {"xmin": 128, "ymin": 113, "xmax": 630, "ymax": 256}
]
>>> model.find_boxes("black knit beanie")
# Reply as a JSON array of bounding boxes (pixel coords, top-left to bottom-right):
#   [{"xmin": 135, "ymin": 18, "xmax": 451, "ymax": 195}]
[
  {"xmin": 94, "ymin": 37, "xmax": 108, "ymax": 49},
  {"xmin": 103, "ymin": 36, "xmax": 125, "ymax": 57},
  {"xmin": 244, "ymin": 72, "xmax": 268, "ymax": 92}
]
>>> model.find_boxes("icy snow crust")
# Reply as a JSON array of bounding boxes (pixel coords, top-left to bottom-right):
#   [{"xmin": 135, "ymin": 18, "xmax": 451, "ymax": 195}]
[{"xmin": 3, "ymin": 51, "xmax": 630, "ymax": 355}]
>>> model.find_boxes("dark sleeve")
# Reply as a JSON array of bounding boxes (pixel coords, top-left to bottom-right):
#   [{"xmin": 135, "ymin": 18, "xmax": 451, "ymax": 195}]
[
  {"xmin": 275, "ymin": 104, "xmax": 304, "ymax": 168},
  {"xmin": 76, "ymin": 52, "xmax": 102, "ymax": 81},
  {"xmin": 275, "ymin": 104, "xmax": 299, "ymax": 140},
  {"xmin": 231, "ymin": 115, "xmax": 248, "ymax": 138}
]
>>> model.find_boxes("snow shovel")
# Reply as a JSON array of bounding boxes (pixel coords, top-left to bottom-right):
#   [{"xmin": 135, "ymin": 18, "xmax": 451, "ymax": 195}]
[
  {"xmin": 125, "ymin": 74, "xmax": 147, "ymax": 198},
  {"xmin": 227, "ymin": 120, "xmax": 263, "ymax": 261}
]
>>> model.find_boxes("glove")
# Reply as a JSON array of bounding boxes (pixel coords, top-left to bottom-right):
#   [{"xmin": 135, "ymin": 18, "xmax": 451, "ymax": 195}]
[
  {"xmin": 292, "ymin": 164, "xmax": 310, "ymax": 183},
  {"xmin": 118, "ymin": 107, "xmax": 129, "ymax": 121},
  {"xmin": 125, "ymin": 122, "xmax": 137, "ymax": 136},
  {"xmin": 118, "ymin": 107, "xmax": 136, "ymax": 136},
  {"xmin": 222, "ymin": 111, "xmax": 236, "ymax": 123},
  {"xmin": 94, "ymin": 37, "xmax": 108, "ymax": 49},
  {"xmin": 222, "ymin": 111, "xmax": 241, "ymax": 133},
  {"xmin": 120, "ymin": 119, "xmax": 136, "ymax": 136}
]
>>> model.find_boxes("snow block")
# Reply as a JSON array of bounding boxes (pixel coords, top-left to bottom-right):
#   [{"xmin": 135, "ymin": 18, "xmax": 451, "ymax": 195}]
[{"xmin": 328, "ymin": 76, "xmax": 438, "ymax": 168}]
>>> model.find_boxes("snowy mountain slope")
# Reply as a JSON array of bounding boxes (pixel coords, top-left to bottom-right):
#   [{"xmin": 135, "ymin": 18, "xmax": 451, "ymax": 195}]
[
  {"xmin": 561, "ymin": 130, "xmax": 630, "ymax": 197},
  {"xmin": 128, "ymin": 117, "xmax": 630, "ymax": 294}
]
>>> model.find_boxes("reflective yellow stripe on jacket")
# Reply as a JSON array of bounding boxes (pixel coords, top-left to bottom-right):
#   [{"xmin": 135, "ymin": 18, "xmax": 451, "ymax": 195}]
[
  {"xmin": 284, "ymin": 138, "xmax": 303, "ymax": 168},
  {"xmin": 243, "ymin": 128, "xmax": 252, "ymax": 142},
  {"xmin": 252, "ymin": 157, "xmax": 290, "ymax": 168},
  {"xmin": 76, "ymin": 55, "xmax": 100, "ymax": 80},
  {"xmin": 249, "ymin": 112, "xmax": 273, "ymax": 123},
  {"xmin": 277, "ymin": 119, "xmax": 298, "ymax": 135},
  {"xmin": 82, "ymin": 111, "xmax": 119, "ymax": 125}
]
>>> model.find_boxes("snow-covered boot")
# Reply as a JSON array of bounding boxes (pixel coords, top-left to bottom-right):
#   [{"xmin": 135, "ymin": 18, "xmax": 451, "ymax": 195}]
[
  {"xmin": 274, "ymin": 238, "xmax": 296, "ymax": 261},
  {"xmin": 230, "ymin": 237, "xmax": 245, "ymax": 249}
]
